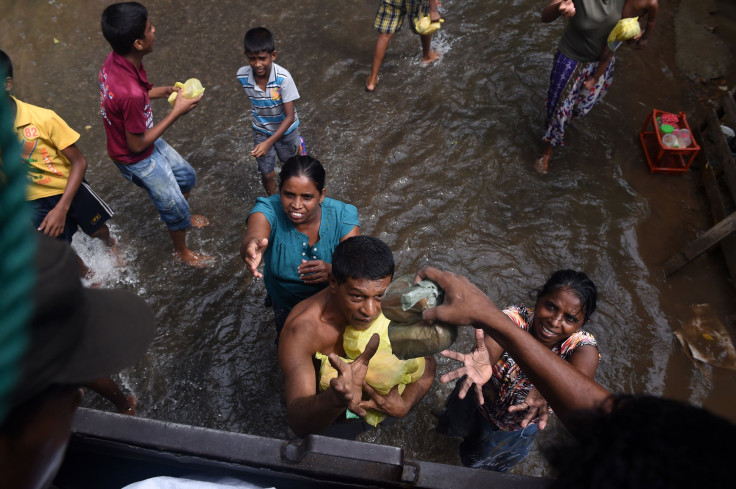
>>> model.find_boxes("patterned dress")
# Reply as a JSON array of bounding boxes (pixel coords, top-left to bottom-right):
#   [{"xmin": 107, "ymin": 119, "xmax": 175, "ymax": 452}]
[
  {"xmin": 543, "ymin": 51, "xmax": 615, "ymax": 147},
  {"xmin": 436, "ymin": 304, "xmax": 599, "ymax": 472},
  {"xmin": 479, "ymin": 305, "xmax": 599, "ymax": 431},
  {"xmin": 543, "ymin": 0, "xmax": 625, "ymax": 146}
]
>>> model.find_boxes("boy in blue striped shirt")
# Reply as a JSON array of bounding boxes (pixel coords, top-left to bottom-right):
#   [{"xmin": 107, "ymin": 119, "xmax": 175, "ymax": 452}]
[{"xmin": 236, "ymin": 27, "xmax": 301, "ymax": 195}]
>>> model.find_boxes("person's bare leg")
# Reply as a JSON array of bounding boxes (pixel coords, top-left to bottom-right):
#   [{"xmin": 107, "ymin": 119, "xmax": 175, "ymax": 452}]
[
  {"xmin": 170, "ymin": 228, "xmax": 213, "ymax": 267},
  {"xmin": 90, "ymin": 224, "xmax": 125, "ymax": 266},
  {"xmin": 75, "ymin": 254, "xmax": 93, "ymax": 280},
  {"xmin": 420, "ymin": 34, "xmax": 440, "ymax": 66},
  {"xmin": 181, "ymin": 191, "xmax": 209, "ymax": 228},
  {"xmin": 262, "ymin": 171, "xmax": 277, "ymax": 196},
  {"xmin": 84, "ymin": 377, "xmax": 136, "ymax": 415},
  {"xmin": 536, "ymin": 143, "xmax": 554, "ymax": 175},
  {"xmin": 366, "ymin": 33, "xmax": 393, "ymax": 92},
  {"xmin": 89, "ymin": 223, "xmax": 116, "ymax": 248}
]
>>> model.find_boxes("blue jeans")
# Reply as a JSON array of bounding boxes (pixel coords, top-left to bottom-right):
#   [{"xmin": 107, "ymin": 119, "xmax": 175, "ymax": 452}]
[
  {"xmin": 115, "ymin": 139, "xmax": 195, "ymax": 231},
  {"xmin": 460, "ymin": 419, "xmax": 539, "ymax": 472},
  {"xmin": 253, "ymin": 128, "xmax": 301, "ymax": 174},
  {"xmin": 437, "ymin": 376, "xmax": 540, "ymax": 472}
]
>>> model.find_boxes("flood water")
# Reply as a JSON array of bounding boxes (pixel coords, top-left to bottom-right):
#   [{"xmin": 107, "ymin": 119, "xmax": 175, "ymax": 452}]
[{"xmin": 3, "ymin": 0, "xmax": 736, "ymax": 478}]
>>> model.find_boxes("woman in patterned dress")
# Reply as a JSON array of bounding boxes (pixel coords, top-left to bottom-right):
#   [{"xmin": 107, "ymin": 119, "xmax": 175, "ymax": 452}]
[{"xmin": 434, "ymin": 269, "xmax": 600, "ymax": 472}]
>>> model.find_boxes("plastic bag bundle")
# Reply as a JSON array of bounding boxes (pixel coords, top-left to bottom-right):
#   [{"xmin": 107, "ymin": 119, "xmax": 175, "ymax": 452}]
[
  {"xmin": 168, "ymin": 78, "xmax": 206, "ymax": 106},
  {"xmin": 607, "ymin": 17, "xmax": 640, "ymax": 50},
  {"xmin": 413, "ymin": 15, "xmax": 444, "ymax": 36},
  {"xmin": 316, "ymin": 350, "xmax": 424, "ymax": 396},
  {"xmin": 314, "ymin": 313, "xmax": 426, "ymax": 426},
  {"xmin": 343, "ymin": 314, "xmax": 393, "ymax": 358},
  {"xmin": 388, "ymin": 323, "xmax": 458, "ymax": 360},
  {"xmin": 315, "ymin": 351, "xmax": 424, "ymax": 427},
  {"xmin": 382, "ymin": 274, "xmax": 458, "ymax": 359}
]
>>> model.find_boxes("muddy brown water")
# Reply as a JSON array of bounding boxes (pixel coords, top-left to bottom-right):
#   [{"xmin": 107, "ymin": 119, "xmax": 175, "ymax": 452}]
[{"xmin": 2, "ymin": 0, "xmax": 736, "ymax": 478}]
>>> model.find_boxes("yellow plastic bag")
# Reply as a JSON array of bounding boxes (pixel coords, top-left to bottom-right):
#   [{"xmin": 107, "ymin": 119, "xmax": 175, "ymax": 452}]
[
  {"xmin": 315, "ymin": 350, "xmax": 425, "ymax": 426},
  {"xmin": 414, "ymin": 15, "xmax": 444, "ymax": 36},
  {"xmin": 168, "ymin": 78, "xmax": 205, "ymax": 106},
  {"xmin": 316, "ymin": 350, "xmax": 424, "ymax": 395},
  {"xmin": 343, "ymin": 313, "xmax": 393, "ymax": 358},
  {"xmin": 315, "ymin": 313, "xmax": 426, "ymax": 426},
  {"xmin": 607, "ymin": 17, "xmax": 640, "ymax": 50}
]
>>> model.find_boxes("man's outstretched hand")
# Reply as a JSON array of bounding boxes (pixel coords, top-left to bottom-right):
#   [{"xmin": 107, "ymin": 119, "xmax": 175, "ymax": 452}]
[{"xmin": 328, "ymin": 333, "xmax": 380, "ymax": 417}]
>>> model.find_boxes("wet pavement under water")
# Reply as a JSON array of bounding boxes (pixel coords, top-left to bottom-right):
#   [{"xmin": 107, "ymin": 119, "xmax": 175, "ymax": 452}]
[{"xmin": 2, "ymin": 0, "xmax": 736, "ymax": 478}]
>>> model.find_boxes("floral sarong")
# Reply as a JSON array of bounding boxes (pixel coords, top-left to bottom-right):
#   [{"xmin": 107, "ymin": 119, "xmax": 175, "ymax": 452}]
[{"xmin": 543, "ymin": 50, "xmax": 615, "ymax": 147}]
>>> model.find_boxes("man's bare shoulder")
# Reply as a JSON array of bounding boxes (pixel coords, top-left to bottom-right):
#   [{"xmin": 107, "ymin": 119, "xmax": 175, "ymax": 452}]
[
  {"xmin": 283, "ymin": 293, "xmax": 326, "ymax": 336},
  {"xmin": 278, "ymin": 289, "xmax": 339, "ymax": 362}
]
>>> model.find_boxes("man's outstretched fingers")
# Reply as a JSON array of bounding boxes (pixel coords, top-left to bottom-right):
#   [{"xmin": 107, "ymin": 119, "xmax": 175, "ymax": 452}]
[{"xmin": 355, "ymin": 333, "xmax": 380, "ymax": 365}]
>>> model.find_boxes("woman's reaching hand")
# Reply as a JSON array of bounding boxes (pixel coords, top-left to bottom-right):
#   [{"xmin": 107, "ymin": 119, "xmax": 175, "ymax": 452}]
[
  {"xmin": 508, "ymin": 386, "xmax": 550, "ymax": 429},
  {"xmin": 440, "ymin": 328, "xmax": 493, "ymax": 404},
  {"xmin": 243, "ymin": 237, "xmax": 268, "ymax": 278}
]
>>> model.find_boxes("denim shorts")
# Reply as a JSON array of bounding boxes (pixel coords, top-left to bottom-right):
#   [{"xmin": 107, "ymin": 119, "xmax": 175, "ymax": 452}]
[
  {"xmin": 114, "ymin": 139, "xmax": 195, "ymax": 231},
  {"xmin": 253, "ymin": 128, "xmax": 301, "ymax": 175}
]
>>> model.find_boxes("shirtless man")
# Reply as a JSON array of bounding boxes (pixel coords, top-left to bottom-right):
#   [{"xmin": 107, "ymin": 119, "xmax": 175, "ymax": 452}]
[{"xmin": 278, "ymin": 236, "xmax": 436, "ymax": 438}]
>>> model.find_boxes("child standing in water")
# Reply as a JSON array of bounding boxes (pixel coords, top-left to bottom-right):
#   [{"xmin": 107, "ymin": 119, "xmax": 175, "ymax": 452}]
[
  {"xmin": 99, "ymin": 2, "xmax": 212, "ymax": 267},
  {"xmin": 2, "ymin": 49, "xmax": 117, "ymax": 279},
  {"xmin": 365, "ymin": 0, "xmax": 442, "ymax": 92},
  {"xmin": 236, "ymin": 27, "xmax": 302, "ymax": 196}
]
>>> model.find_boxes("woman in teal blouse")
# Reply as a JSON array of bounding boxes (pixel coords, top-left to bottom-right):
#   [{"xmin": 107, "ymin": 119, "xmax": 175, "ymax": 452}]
[{"xmin": 240, "ymin": 155, "xmax": 360, "ymax": 335}]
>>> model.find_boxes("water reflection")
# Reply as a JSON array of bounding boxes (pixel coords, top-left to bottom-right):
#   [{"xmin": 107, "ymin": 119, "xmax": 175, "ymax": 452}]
[{"xmin": 2, "ymin": 0, "xmax": 735, "ymax": 478}]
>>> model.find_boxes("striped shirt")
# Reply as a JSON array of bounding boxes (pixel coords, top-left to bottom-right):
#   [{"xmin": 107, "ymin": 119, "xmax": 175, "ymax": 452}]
[{"xmin": 236, "ymin": 62, "xmax": 299, "ymax": 136}]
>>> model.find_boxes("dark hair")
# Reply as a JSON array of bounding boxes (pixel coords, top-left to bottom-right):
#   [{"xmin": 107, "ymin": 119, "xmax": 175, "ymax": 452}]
[
  {"xmin": 534, "ymin": 269, "xmax": 597, "ymax": 323},
  {"xmin": 279, "ymin": 155, "xmax": 325, "ymax": 193},
  {"xmin": 542, "ymin": 394, "xmax": 736, "ymax": 489},
  {"xmin": 101, "ymin": 2, "xmax": 148, "ymax": 55},
  {"xmin": 244, "ymin": 27, "xmax": 275, "ymax": 54},
  {"xmin": 0, "ymin": 49, "xmax": 13, "ymax": 79},
  {"xmin": 331, "ymin": 236, "xmax": 394, "ymax": 285}
]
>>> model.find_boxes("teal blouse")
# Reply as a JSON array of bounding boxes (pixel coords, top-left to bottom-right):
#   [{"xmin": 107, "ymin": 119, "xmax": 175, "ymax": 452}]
[{"xmin": 249, "ymin": 195, "xmax": 359, "ymax": 309}]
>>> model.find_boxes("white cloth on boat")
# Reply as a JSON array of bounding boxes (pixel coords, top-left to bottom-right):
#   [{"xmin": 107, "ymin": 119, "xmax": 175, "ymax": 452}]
[{"xmin": 122, "ymin": 474, "xmax": 275, "ymax": 489}]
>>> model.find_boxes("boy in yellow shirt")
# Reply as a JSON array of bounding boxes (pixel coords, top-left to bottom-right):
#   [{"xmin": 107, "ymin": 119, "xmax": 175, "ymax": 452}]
[{"xmin": 2, "ymin": 49, "xmax": 116, "ymax": 277}]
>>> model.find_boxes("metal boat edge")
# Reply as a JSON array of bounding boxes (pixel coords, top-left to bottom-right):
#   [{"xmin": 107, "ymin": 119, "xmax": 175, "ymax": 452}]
[{"xmin": 54, "ymin": 408, "xmax": 550, "ymax": 488}]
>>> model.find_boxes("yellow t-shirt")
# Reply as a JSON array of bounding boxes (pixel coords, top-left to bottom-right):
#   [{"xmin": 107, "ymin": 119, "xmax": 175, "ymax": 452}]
[{"xmin": 13, "ymin": 96, "xmax": 80, "ymax": 200}]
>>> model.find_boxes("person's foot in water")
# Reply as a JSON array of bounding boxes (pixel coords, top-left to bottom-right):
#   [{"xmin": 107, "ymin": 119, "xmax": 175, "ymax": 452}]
[
  {"xmin": 421, "ymin": 49, "xmax": 441, "ymax": 67},
  {"xmin": 535, "ymin": 143, "xmax": 553, "ymax": 175},
  {"xmin": 365, "ymin": 75, "xmax": 379, "ymax": 92},
  {"xmin": 191, "ymin": 214, "xmax": 210, "ymax": 228},
  {"xmin": 175, "ymin": 248, "xmax": 214, "ymax": 268}
]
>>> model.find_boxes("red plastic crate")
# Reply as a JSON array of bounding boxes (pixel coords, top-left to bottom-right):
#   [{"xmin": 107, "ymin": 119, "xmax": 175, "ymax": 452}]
[{"xmin": 639, "ymin": 109, "xmax": 701, "ymax": 174}]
